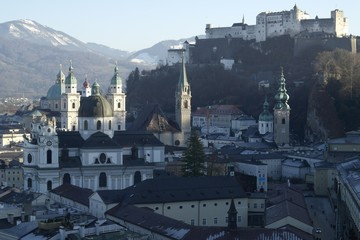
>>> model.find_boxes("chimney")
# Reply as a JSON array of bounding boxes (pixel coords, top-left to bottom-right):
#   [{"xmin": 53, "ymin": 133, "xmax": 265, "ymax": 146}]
[
  {"xmin": 59, "ymin": 226, "xmax": 66, "ymax": 240},
  {"xmin": 21, "ymin": 211, "xmax": 25, "ymax": 222},
  {"xmin": 7, "ymin": 213, "xmax": 14, "ymax": 224},
  {"xmin": 95, "ymin": 221, "xmax": 100, "ymax": 235},
  {"xmin": 79, "ymin": 224, "xmax": 85, "ymax": 238}
]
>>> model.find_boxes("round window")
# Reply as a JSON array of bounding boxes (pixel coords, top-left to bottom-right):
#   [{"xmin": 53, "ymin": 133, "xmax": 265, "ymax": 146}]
[{"xmin": 99, "ymin": 153, "xmax": 106, "ymax": 164}]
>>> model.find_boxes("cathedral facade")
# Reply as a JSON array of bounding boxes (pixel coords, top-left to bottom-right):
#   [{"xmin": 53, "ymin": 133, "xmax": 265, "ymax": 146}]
[{"xmin": 24, "ymin": 64, "xmax": 167, "ymax": 193}]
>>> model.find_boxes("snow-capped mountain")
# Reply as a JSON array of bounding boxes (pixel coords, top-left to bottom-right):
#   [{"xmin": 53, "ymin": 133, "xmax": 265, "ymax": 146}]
[
  {"xmin": 0, "ymin": 19, "xmax": 89, "ymax": 51},
  {"xmin": 0, "ymin": 19, "xmax": 199, "ymax": 98}
]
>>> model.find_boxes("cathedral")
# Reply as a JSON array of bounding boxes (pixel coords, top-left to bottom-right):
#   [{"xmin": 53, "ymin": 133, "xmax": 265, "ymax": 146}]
[{"xmin": 23, "ymin": 61, "xmax": 191, "ymax": 193}]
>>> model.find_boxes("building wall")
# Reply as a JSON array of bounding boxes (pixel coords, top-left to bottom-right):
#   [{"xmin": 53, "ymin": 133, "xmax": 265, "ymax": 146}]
[
  {"xmin": 234, "ymin": 162, "xmax": 267, "ymax": 191},
  {"xmin": 314, "ymin": 168, "xmax": 336, "ymax": 196},
  {"xmin": 136, "ymin": 197, "xmax": 249, "ymax": 227}
]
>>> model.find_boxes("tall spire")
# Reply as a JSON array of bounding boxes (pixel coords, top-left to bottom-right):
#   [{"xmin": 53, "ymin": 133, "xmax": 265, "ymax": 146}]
[
  {"xmin": 177, "ymin": 54, "xmax": 190, "ymax": 94},
  {"xmin": 242, "ymin": 14, "xmax": 245, "ymax": 24},
  {"xmin": 227, "ymin": 198, "xmax": 238, "ymax": 230},
  {"xmin": 274, "ymin": 67, "xmax": 290, "ymax": 110}
]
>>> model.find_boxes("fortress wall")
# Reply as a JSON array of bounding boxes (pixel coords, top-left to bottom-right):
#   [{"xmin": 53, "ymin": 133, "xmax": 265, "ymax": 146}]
[{"xmin": 294, "ymin": 36, "xmax": 356, "ymax": 56}]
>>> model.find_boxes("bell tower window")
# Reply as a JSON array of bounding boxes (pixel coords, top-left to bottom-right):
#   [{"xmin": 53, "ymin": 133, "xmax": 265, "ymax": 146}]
[
  {"xmin": 84, "ymin": 120, "xmax": 88, "ymax": 130},
  {"xmin": 47, "ymin": 150, "xmax": 52, "ymax": 164},
  {"xmin": 99, "ymin": 172, "xmax": 107, "ymax": 187},
  {"xmin": 97, "ymin": 120, "xmax": 101, "ymax": 130}
]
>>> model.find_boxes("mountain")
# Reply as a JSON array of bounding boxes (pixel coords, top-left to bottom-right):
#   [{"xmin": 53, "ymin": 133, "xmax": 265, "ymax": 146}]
[
  {"xmin": 0, "ymin": 19, "xmax": 199, "ymax": 98},
  {"xmin": 128, "ymin": 37, "xmax": 199, "ymax": 65}
]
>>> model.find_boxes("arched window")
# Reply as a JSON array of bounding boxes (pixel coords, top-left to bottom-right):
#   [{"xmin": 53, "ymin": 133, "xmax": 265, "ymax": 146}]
[
  {"xmin": 55, "ymin": 103, "xmax": 58, "ymax": 109},
  {"xmin": 84, "ymin": 120, "xmax": 88, "ymax": 130},
  {"xmin": 184, "ymin": 100, "xmax": 188, "ymax": 109},
  {"xmin": 72, "ymin": 125, "xmax": 75, "ymax": 131},
  {"xmin": 282, "ymin": 118, "xmax": 286, "ymax": 124},
  {"xmin": 47, "ymin": 180, "xmax": 52, "ymax": 191},
  {"xmin": 99, "ymin": 172, "xmax": 107, "ymax": 187},
  {"xmin": 47, "ymin": 150, "xmax": 52, "ymax": 164},
  {"xmin": 27, "ymin": 154, "xmax": 32, "ymax": 163},
  {"xmin": 134, "ymin": 171, "xmax": 141, "ymax": 184},
  {"xmin": 118, "ymin": 125, "xmax": 121, "ymax": 130},
  {"xmin": 63, "ymin": 102, "xmax": 66, "ymax": 109},
  {"xmin": 63, "ymin": 173, "xmax": 71, "ymax": 184},
  {"xmin": 27, "ymin": 178, "xmax": 32, "ymax": 188},
  {"xmin": 117, "ymin": 102, "xmax": 121, "ymax": 109},
  {"xmin": 97, "ymin": 120, "xmax": 101, "ymax": 130},
  {"xmin": 72, "ymin": 102, "xmax": 75, "ymax": 109},
  {"xmin": 108, "ymin": 120, "xmax": 112, "ymax": 130}
]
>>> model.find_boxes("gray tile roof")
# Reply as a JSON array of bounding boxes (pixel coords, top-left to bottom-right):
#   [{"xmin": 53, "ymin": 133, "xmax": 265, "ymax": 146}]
[
  {"xmin": 82, "ymin": 131, "xmax": 119, "ymax": 149},
  {"xmin": 112, "ymin": 130, "xmax": 164, "ymax": 147},
  {"xmin": 109, "ymin": 176, "xmax": 247, "ymax": 206},
  {"xmin": 265, "ymin": 200, "xmax": 312, "ymax": 227},
  {"xmin": 129, "ymin": 104, "xmax": 181, "ymax": 133},
  {"xmin": 57, "ymin": 131, "xmax": 85, "ymax": 148},
  {"xmin": 50, "ymin": 184, "xmax": 93, "ymax": 207}
]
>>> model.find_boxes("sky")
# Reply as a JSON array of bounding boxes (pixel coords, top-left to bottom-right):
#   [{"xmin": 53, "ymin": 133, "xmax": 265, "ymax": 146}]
[{"xmin": 1, "ymin": 0, "xmax": 358, "ymax": 52}]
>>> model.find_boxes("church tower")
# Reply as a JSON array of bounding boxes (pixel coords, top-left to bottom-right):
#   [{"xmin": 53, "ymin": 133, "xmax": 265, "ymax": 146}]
[
  {"xmin": 60, "ymin": 62, "xmax": 80, "ymax": 131},
  {"xmin": 175, "ymin": 58, "xmax": 192, "ymax": 145},
  {"xmin": 273, "ymin": 69, "xmax": 290, "ymax": 146},
  {"xmin": 258, "ymin": 95, "xmax": 273, "ymax": 135},
  {"xmin": 81, "ymin": 75, "xmax": 91, "ymax": 97},
  {"xmin": 106, "ymin": 65, "xmax": 126, "ymax": 130}
]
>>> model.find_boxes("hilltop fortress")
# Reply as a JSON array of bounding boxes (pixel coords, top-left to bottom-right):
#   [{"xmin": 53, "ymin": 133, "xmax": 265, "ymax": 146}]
[{"xmin": 205, "ymin": 5, "xmax": 348, "ymax": 42}]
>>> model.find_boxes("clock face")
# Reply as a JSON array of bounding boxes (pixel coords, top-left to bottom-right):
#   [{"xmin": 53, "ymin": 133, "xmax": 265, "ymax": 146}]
[{"xmin": 46, "ymin": 141, "xmax": 52, "ymax": 146}]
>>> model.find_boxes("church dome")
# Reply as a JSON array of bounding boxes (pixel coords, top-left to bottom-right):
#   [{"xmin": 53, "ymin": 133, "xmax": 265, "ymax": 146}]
[
  {"xmin": 46, "ymin": 83, "xmax": 64, "ymax": 100},
  {"xmin": 78, "ymin": 82, "xmax": 113, "ymax": 118}
]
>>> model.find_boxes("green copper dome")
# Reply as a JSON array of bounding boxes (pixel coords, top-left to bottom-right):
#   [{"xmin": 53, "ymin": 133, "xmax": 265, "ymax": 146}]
[
  {"xmin": 274, "ymin": 69, "xmax": 290, "ymax": 110},
  {"xmin": 259, "ymin": 96, "xmax": 273, "ymax": 121},
  {"xmin": 46, "ymin": 83, "xmax": 63, "ymax": 100},
  {"xmin": 78, "ymin": 82, "xmax": 113, "ymax": 118},
  {"xmin": 110, "ymin": 65, "xmax": 122, "ymax": 85},
  {"xmin": 65, "ymin": 62, "xmax": 77, "ymax": 85}
]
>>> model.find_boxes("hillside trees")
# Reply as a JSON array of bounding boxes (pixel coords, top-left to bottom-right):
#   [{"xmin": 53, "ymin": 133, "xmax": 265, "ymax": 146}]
[{"xmin": 314, "ymin": 49, "xmax": 360, "ymax": 131}]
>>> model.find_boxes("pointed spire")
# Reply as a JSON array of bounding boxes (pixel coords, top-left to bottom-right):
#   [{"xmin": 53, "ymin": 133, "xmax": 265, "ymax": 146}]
[
  {"xmin": 259, "ymin": 94, "xmax": 273, "ymax": 122},
  {"xmin": 242, "ymin": 14, "xmax": 245, "ymax": 24},
  {"xmin": 177, "ymin": 53, "xmax": 190, "ymax": 94},
  {"xmin": 274, "ymin": 67, "xmax": 290, "ymax": 110},
  {"xmin": 227, "ymin": 198, "xmax": 238, "ymax": 230}
]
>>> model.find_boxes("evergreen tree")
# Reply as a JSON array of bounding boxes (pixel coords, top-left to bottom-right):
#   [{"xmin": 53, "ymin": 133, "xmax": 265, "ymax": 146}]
[{"xmin": 182, "ymin": 132, "xmax": 206, "ymax": 176}]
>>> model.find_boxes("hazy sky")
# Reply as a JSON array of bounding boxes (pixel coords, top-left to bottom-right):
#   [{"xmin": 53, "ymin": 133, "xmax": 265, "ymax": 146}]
[{"xmin": 1, "ymin": 0, "xmax": 357, "ymax": 52}]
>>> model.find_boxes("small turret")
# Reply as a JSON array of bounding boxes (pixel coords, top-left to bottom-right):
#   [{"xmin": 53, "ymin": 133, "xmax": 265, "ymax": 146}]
[{"xmin": 227, "ymin": 198, "xmax": 238, "ymax": 230}]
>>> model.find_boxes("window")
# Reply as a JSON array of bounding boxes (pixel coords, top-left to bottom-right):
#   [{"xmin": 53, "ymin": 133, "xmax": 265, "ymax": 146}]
[
  {"xmin": 134, "ymin": 171, "xmax": 141, "ymax": 184},
  {"xmin": 100, "ymin": 153, "xmax": 106, "ymax": 164},
  {"xmin": 27, "ymin": 154, "xmax": 32, "ymax": 163},
  {"xmin": 108, "ymin": 120, "xmax": 112, "ymax": 130},
  {"xmin": 282, "ymin": 118, "xmax": 286, "ymax": 124},
  {"xmin": 261, "ymin": 203, "xmax": 265, "ymax": 208},
  {"xmin": 72, "ymin": 125, "xmax": 75, "ymax": 131},
  {"xmin": 63, "ymin": 173, "xmax": 71, "ymax": 184},
  {"xmin": 63, "ymin": 102, "xmax": 66, "ymax": 109},
  {"xmin": 47, "ymin": 180, "xmax": 52, "ymax": 191},
  {"xmin": 97, "ymin": 120, "xmax": 101, "ymax": 130},
  {"xmin": 118, "ymin": 125, "xmax": 121, "ymax": 130},
  {"xmin": 99, "ymin": 172, "xmax": 107, "ymax": 187},
  {"xmin": 254, "ymin": 203, "xmax": 257, "ymax": 208},
  {"xmin": 238, "ymin": 201, "xmax": 241, "ymax": 205},
  {"xmin": 84, "ymin": 120, "xmax": 88, "ymax": 130},
  {"xmin": 117, "ymin": 102, "xmax": 121, "ymax": 109},
  {"xmin": 191, "ymin": 219, "xmax": 195, "ymax": 225},
  {"xmin": 167, "ymin": 206, "xmax": 171, "ymax": 210},
  {"xmin": 27, "ymin": 178, "xmax": 32, "ymax": 188},
  {"xmin": 72, "ymin": 102, "xmax": 75, "ymax": 109},
  {"xmin": 214, "ymin": 217, "xmax": 218, "ymax": 224},
  {"xmin": 202, "ymin": 218, "xmax": 206, "ymax": 225},
  {"xmin": 203, "ymin": 203, "xmax": 206, "ymax": 207},
  {"xmin": 55, "ymin": 103, "xmax": 58, "ymax": 109},
  {"xmin": 47, "ymin": 150, "xmax": 52, "ymax": 164}
]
